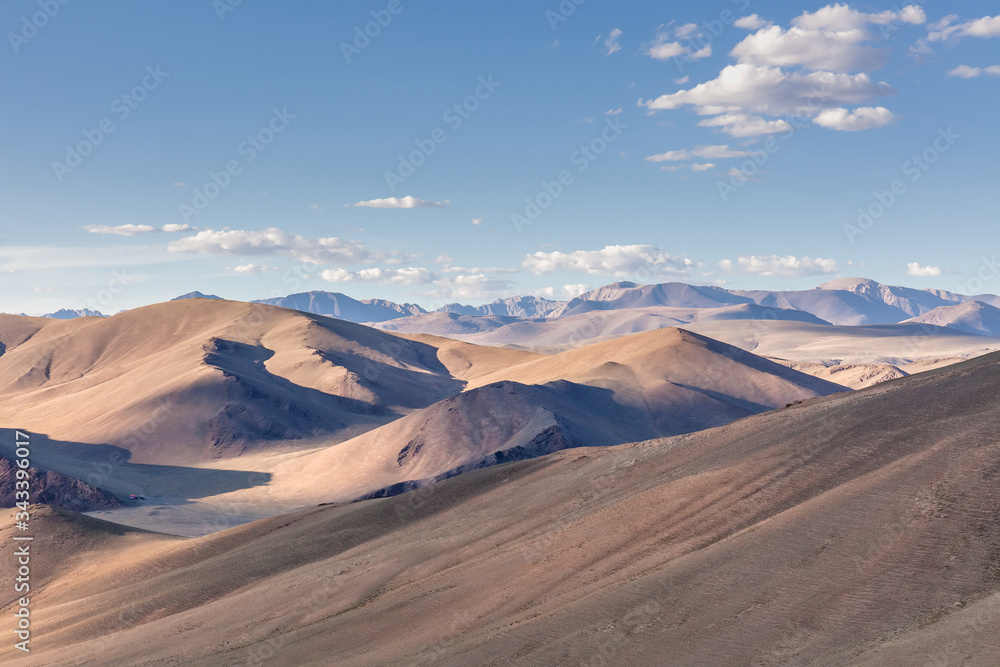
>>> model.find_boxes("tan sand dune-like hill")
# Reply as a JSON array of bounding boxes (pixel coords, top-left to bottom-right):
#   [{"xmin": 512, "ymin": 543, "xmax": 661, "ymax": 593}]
[
  {"xmin": 3, "ymin": 350, "xmax": 1000, "ymax": 665},
  {"xmin": 0, "ymin": 299, "xmax": 534, "ymax": 464},
  {"xmin": 0, "ymin": 301, "xmax": 845, "ymax": 518}
]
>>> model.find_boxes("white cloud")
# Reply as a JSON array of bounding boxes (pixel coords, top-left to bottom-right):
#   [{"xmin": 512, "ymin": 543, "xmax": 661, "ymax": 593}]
[
  {"xmin": 471, "ymin": 218, "xmax": 484, "ymax": 226},
  {"xmin": 606, "ymin": 108, "xmax": 623, "ymax": 115},
  {"xmin": 320, "ymin": 266, "xmax": 437, "ymax": 286},
  {"xmin": 925, "ymin": 14, "xmax": 1000, "ymax": 43},
  {"xmin": 161, "ymin": 223, "xmax": 193, "ymax": 233},
  {"xmin": 675, "ymin": 23, "xmax": 699, "ymax": 40},
  {"xmin": 906, "ymin": 262, "xmax": 942, "ymax": 277},
  {"xmin": 604, "ymin": 28, "xmax": 623, "ymax": 55},
  {"xmin": 915, "ymin": 13, "xmax": 1000, "ymax": 53},
  {"xmin": 697, "ymin": 113, "xmax": 793, "ymax": 137},
  {"xmin": 792, "ymin": 4, "xmax": 925, "ymax": 32},
  {"xmin": 674, "ymin": 75, "xmax": 689, "ymax": 85},
  {"xmin": 645, "ymin": 144, "xmax": 750, "ymax": 162},
  {"xmin": 167, "ymin": 227, "xmax": 373, "ymax": 264},
  {"xmin": 641, "ymin": 64, "xmax": 894, "ymax": 116},
  {"xmin": 690, "ymin": 163, "xmax": 715, "ymax": 171},
  {"xmin": 730, "ymin": 5, "xmax": 925, "ymax": 73},
  {"xmin": 734, "ymin": 15, "xmax": 771, "ymax": 30},
  {"xmin": 523, "ymin": 245, "xmax": 693, "ymax": 278},
  {"xmin": 434, "ymin": 274, "xmax": 515, "ymax": 301},
  {"xmin": 730, "ymin": 24, "xmax": 889, "ymax": 73},
  {"xmin": 963, "ymin": 15, "xmax": 1000, "ymax": 38},
  {"xmin": 645, "ymin": 28, "xmax": 712, "ymax": 62},
  {"xmin": 813, "ymin": 106, "xmax": 894, "ymax": 131},
  {"xmin": 947, "ymin": 64, "xmax": 1000, "ymax": 78},
  {"xmin": 351, "ymin": 196, "xmax": 449, "ymax": 209},
  {"xmin": 719, "ymin": 255, "xmax": 838, "ymax": 278},
  {"xmin": 83, "ymin": 224, "xmax": 156, "ymax": 236},
  {"xmin": 228, "ymin": 263, "xmax": 279, "ymax": 274},
  {"xmin": 562, "ymin": 284, "xmax": 591, "ymax": 298}
]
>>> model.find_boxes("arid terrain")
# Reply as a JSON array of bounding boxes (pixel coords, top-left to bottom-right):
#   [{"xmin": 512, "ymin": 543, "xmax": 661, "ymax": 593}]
[
  {"xmin": 2, "ymin": 285, "xmax": 1000, "ymax": 665},
  {"xmin": 2, "ymin": 342, "xmax": 999, "ymax": 665}
]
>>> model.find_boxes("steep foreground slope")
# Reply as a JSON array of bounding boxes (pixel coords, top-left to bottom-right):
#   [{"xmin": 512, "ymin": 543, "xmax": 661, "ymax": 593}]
[{"xmin": 5, "ymin": 352, "xmax": 1000, "ymax": 665}]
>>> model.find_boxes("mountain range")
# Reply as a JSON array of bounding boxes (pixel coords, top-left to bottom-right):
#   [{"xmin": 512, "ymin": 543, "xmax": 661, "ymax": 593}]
[
  {"xmin": 28, "ymin": 277, "xmax": 1000, "ymax": 336},
  {"xmin": 0, "ymin": 299, "xmax": 843, "ymax": 523}
]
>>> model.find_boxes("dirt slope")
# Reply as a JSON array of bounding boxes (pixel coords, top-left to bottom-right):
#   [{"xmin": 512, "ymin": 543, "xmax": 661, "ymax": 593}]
[{"xmin": 5, "ymin": 351, "xmax": 999, "ymax": 665}]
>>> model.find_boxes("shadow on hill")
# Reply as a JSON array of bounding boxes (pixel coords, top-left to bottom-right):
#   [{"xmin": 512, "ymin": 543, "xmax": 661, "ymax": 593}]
[{"xmin": 0, "ymin": 429, "xmax": 271, "ymax": 505}]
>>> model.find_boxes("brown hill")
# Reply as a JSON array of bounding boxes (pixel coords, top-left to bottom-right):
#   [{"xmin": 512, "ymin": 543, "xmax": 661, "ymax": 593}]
[
  {"xmin": 5, "ymin": 349, "xmax": 999, "ymax": 664},
  {"xmin": 0, "ymin": 299, "xmax": 506, "ymax": 463}
]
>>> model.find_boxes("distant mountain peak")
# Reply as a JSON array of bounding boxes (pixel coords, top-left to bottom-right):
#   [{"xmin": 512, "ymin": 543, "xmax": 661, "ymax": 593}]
[
  {"xmin": 42, "ymin": 308, "xmax": 107, "ymax": 319},
  {"xmin": 172, "ymin": 291, "xmax": 223, "ymax": 301}
]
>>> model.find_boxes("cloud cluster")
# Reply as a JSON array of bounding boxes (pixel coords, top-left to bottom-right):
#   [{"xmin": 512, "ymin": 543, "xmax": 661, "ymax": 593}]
[
  {"xmin": 719, "ymin": 254, "xmax": 838, "ymax": 278},
  {"xmin": 320, "ymin": 266, "xmax": 436, "ymax": 286},
  {"xmin": 906, "ymin": 262, "xmax": 941, "ymax": 277},
  {"xmin": 167, "ymin": 228, "xmax": 373, "ymax": 264},
  {"xmin": 641, "ymin": 4, "xmax": 923, "ymax": 146},
  {"xmin": 351, "ymin": 196, "xmax": 449, "ymax": 209},
  {"xmin": 84, "ymin": 224, "xmax": 194, "ymax": 236},
  {"xmin": 947, "ymin": 64, "xmax": 1000, "ymax": 78},
  {"xmin": 642, "ymin": 64, "xmax": 893, "ymax": 117},
  {"xmin": 645, "ymin": 24, "xmax": 712, "ymax": 62},
  {"xmin": 812, "ymin": 106, "xmax": 894, "ymax": 131},
  {"xmin": 603, "ymin": 28, "xmax": 623, "ymax": 56},
  {"xmin": 523, "ymin": 245, "xmax": 694, "ymax": 278},
  {"xmin": 730, "ymin": 5, "xmax": 924, "ymax": 72},
  {"xmin": 645, "ymin": 144, "xmax": 751, "ymax": 162}
]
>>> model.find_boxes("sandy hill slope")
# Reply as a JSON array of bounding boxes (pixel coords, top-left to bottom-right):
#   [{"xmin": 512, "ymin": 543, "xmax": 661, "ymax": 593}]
[
  {"xmin": 258, "ymin": 329, "xmax": 843, "ymax": 505},
  {"xmin": 0, "ymin": 313, "xmax": 58, "ymax": 355},
  {"xmin": 903, "ymin": 300, "xmax": 1000, "ymax": 336},
  {"xmin": 6, "ymin": 350, "xmax": 1000, "ymax": 665},
  {"xmin": 770, "ymin": 360, "xmax": 909, "ymax": 389},
  {"xmin": 375, "ymin": 303, "xmax": 828, "ymax": 347},
  {"xmin": 552, "ymin": 281, "xmax": 752, "ymax": 317},
  {"xmin": 682, "ymin": 319, "xmax": 1000, "ymax": 366},
  {"xmin": 0, "ymin": 299, "xmax": 495, "ymax": 463}
]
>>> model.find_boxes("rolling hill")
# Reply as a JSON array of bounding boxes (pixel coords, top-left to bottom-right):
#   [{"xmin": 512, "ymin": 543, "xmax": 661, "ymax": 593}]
[
  {"xmin": 5, "ymin": 348, "xmax": 1000, "ymax": 665},
  {"xmin": 903, "ymin": 300, "xmax": 1000, "ymax": 336}
]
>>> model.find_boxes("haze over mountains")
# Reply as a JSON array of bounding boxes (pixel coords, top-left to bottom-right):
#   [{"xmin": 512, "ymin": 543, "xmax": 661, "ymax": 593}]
[{"xmin": 25, "ymin": 277, "xmax": 1000, "ymax": 336}]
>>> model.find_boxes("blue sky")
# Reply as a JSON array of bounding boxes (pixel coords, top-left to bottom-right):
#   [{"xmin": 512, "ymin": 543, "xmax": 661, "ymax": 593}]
[{"xmin": 2, "ymin": 0, "xmax": 998, "ymax": 314}]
